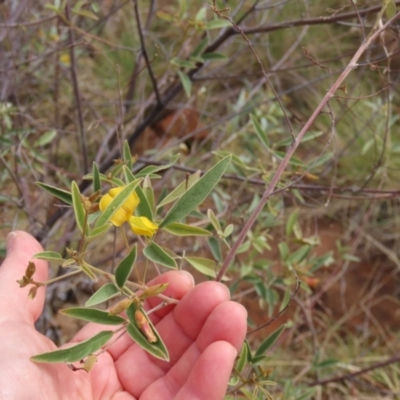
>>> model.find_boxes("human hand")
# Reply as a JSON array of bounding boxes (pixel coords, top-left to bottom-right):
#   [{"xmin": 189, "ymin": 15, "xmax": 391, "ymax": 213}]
[{"xmin": 0, "ymin": 231, "xmax": 247, "ymax": 400}]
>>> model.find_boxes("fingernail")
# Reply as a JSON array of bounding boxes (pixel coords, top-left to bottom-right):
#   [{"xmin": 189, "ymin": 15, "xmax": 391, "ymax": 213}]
[
  {"xmin": 6, "ymin": 231, "xmax": 17, "ymax": 252},
  {"xmin": 178, "ymin": 270, "xmax": 195, "ymax": 286}
]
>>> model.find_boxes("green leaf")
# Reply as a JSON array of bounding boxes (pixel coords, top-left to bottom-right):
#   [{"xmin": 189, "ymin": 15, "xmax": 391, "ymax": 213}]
[
  {"xmin": 95, "ymin": 179, "xmax": 142, "ymax": 228},
  {"xmin": 177, "ymin": 70, "xmax": 192, "ymax": 98},
  {"xmin": 278, "ymin": 242, "xmax": 289, "ymax": 261},
  {"xmin": 208, "ymin": 236, "xmax": 222, "ymax": 262},
  {"xmin": 115, "ymin": 245, "xmax": 137, "ymax": 288},
  {"xmin": 123, "ymin": 140, "xmax": 133, "ymax": 170},
  {"xmin": 201, "ymin": 52, "xmax": 227, "ymax": 61},
  {"xmin": 126, "ymin": 305, "xmax": 169, "ymax": 361},
  {"xmin": 92, "ymin": 162, "xmax": 101, "ymax": 192},
  {"xmin": 60, "ymin": 308, "xmax": 125, "ymax": 325},
  {"xmin": 157, "ymin": 170, "xmax": 201, "ymax": 208},
  {"xmin": 34, "ymin": 130, "xmax": 57, "ymax": 147},
  {"xmin": 192, "ymin": 38, "xmax": 208, "ymax": 57},
  {"xmin": 184, "ymin": 256, "xmax": 229, "ymax": 281},
  {"xmin": 71, "ymin": 181, "xmax": 86, "ymax": 233},
  {"xmin": 123, "ymin": 166, "xmax": 152, "ymax": 220},
  {"xmin": 143, "ymin": 175, "xmax": 155, "ymax": 211},
  {"xmin": 36, "ymin": 182, "xmax": 72, "ymax": 205},
  {"xmin": 206, "ymin": 19, "xmax": 232, "ymax": 30},
  {"xmin": 250, "ymin": 114, "xmax": 269, "ymax": 149},
  {"xmin": 72, "ymin": 8, "xmax": 99, "ymax": 20},
  {"xmin": 223, "ymin": 224, "xmax": 234, "ymax": 237},
  {"xmin": 86, "ymin": 223, "xmax": 110, "ymax": 241},
  {"xmin": 31, "ymin": 331, "xmax": 114, "ymax": 363},
  {"xmin": 33, "ymin": 251, "xmax": 65, "ymax": 262},
  {"xmin": 254, "ymin": 324, "xmax": 286, "ymax": 357},
  {"xmin": 85, "ymin": 283, "xmax": 120, "ymax": 307},
  {"xmin": 81, "ymin": 261, "xmax": 97, "ymax": 281},
  {"xmin": 160, "ymin": 155, "xmax": 231, "ymax": 227},
  {"xmin": 207, "ymin": 209, "xmax": 222, "ymax": 232},
  {"xmin": 276, "ymin": 131, "xmax": 323, "ymax": 148},
  {"xmin": 286, "ymin": 210, "xmax": 298, "ymax": 237},
  {"xmin": 235, "ymin": 341, "xmax": 248, "ymax": 373},
  {"xmin": 143, "ymin": 242, "xmax": 177, "ymax": 269},
  {"xmin": 316, "ymin": 359, "xmax": 338, "ymax": 369},
  {"xmin": 286, "ymin": 245, "xmax": 311, "ymax": 264},
  {"xmin": 385, "ymin": 0, "xmax": 396, "ymax": 19},
  {"xmin": 137, "ymin": 186, "xmax": 154, "ymax": 219},
  {"xmin": 162, "ymin": 222, "xmax": 211, "ymax": 236},
  {"xmin": 135, "ymin": 154, "xmax": 180, "ymax": 178}
]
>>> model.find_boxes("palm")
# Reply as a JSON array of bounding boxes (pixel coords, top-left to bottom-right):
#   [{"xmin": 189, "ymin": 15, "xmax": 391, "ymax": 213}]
[{"xmin": 0, "ymin": 232, "xmax": 247, "ymax": 400}]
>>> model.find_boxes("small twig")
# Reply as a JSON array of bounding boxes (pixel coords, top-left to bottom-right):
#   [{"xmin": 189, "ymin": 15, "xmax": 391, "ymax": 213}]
[
  {"xmin": 0, "ymin": 15, "xmax": 56, "ymax": 28},
  {"xmin": 65, "ymin": 2, "xmax": 89, "ymax": 175},
  {"xmin": 349, "ymin": 0, "xmax": 366, "ymax": 41},
  {"xmin": 132, "ymin": 0, "xmax": 162, "ymax": 107}
]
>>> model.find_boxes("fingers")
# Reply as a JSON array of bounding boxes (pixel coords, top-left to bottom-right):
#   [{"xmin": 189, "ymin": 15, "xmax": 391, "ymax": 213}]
[
  {"xmin": 174, "ymin": 341, "xmax": 238, "ymax": 400},
  {"xmin": 72, "ymin": 270, "xmax": 195, "ymax": 358},
  {"xmin": 115, "ymin": 281, "xmax": 247, "ymax": 397},
  {"xmin": 0, "ymin": 231, "xmax": 48, "ymax": 324}
]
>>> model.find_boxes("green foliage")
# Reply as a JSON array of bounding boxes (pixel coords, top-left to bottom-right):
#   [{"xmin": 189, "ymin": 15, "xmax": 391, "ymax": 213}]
[{"xmin": 31, "ymin": 331, "xmax": 114, "ymax": 363}]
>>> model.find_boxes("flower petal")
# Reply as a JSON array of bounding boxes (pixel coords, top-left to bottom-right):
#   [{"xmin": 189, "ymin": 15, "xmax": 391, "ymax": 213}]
[
  {"xmin": 128, "ymin": 216, "xmax": 158, "ymax": 237},
  {"xmin": 99, "ymin": 186, "xmax": 140, "ymax": 226}
]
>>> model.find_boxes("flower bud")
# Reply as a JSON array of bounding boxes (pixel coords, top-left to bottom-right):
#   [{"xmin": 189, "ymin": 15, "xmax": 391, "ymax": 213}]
[
  {"xmin": 109, "ymin": 298, "xmax": 133, "ymax": 315},
  {"xmin": 135, "ymin": 310, "xmax": 157, "ymax": 343}
]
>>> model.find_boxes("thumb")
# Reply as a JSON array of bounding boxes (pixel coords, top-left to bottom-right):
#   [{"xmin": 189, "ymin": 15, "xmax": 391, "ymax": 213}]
[{"xmin": 0, "ymin": 231, "xmax": 48, "ymax": 324}]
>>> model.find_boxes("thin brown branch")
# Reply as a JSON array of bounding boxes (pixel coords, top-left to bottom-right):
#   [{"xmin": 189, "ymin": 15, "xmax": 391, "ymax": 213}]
[{"xmin": 132, "ymin": 0, "xmax": 162, "ymax": 107}]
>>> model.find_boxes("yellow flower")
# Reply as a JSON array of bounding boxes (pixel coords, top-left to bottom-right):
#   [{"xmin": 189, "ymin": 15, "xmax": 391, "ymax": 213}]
[
  {"xmin": 128, "ymin": 216, "xmax": 158, "ymax": 237},
  {"xmin": 99, "ymin": 186, "xmax": 139, "ymax": 226}
]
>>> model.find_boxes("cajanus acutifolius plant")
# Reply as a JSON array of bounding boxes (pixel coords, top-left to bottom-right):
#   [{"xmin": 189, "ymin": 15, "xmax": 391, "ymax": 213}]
[{"xmin": 18, "ymin": 142, "xmax": 232, "ymax": 370}]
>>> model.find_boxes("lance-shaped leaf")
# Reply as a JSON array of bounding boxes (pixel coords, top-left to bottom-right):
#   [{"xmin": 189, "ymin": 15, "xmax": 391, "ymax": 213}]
[
  {"xmin": 162, "ymin": 222, "xmax": 211, "ymax": 237},
  {"xmin": 159, "ymin": 155, "xmax": 231, "ymax": 227},
  {"xmin": 123, "ymin": 166, "xmax": 153, "ymax": 220},
  {"xmin": 250, "ymin": 113, "xmax": 269, "ymax": 150},
  {"xmin": 92, "ymin": 162, "xmax": 101, "ymax": 192},
  {"xmin": 95, "ymin": 179, "xmax": 142, "ymax": 228},
  {"xmin": 135, "ymin": 154, "xmax": 180, "ymax": 178},
  {"xmin": 85, "ymin": 283, "xmax": 120, "ymax": 307},
  {"xmin": 254, "ymin": 324, "xmax": 286, "ymax": 357},
  {"xmin": 33, "ymin": 251, "xmax": 65, "ymax": 263},
  {"xmin": 236, "ymin": 341, "xmax": 249, "ymax": 373},
  {"xmin": 60, "ymin": 308, "xmax": 126, "ymax": 325},
  {"xmin": 36, "ymin": 182, "xmax": 72, "ymax": 205},
  {"xmin": 71, "ymin": 181, "xmax": 86, "ymax": 233},
  {"xmin": 31, "ymin": 331, "xmax": 114, "ymax": 363},
  {"xmin": 123, "ymin": 140, "xmax": 133, "ymax": 170},
  {"xmin": 86, "ymin": 223, "xmax": 110, "ymax": 242},
  {"xmin": 184, "ymin": 256, "xmax": 230, "ymax": 281},
  {"xmin": 115, "ymin": 245, "xmax": 137, "ymax": 288},
  {"xmin": 126, "ymin": 305, "xmax": 169, "ymax": 361},
  {"xmin": 157, "ymin": 170, "xmax": 201, "ymax": 209},
  {"xmin": 143, "ymin": 242, "xmax": 177, "ymax": 269}
]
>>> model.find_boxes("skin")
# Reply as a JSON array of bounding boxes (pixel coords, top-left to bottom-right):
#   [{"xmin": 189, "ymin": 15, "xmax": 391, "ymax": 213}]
[{"xmin": 0, "ymin": 231, "xmax": 247, "ymax": 400}]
